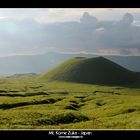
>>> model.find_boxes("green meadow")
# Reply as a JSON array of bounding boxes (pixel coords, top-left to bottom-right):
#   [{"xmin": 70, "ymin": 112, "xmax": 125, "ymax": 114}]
[
  {"xmin": 0, "ymin": 76, "xmax": 139, "ymax": 129},
  {"xmin": 0, "ymin": 57, "xmax": 140, "ymax": 129}
]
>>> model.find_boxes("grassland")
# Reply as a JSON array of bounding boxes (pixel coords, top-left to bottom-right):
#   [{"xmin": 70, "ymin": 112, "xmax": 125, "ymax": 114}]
[{"xmin": 0, "ymin": 75, "xmax": 139, "ymax": 129}]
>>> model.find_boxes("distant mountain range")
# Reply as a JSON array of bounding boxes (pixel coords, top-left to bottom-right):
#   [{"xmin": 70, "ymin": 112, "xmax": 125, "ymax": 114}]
[
  {"xmin": 7, "ymin": 73, "xmax": 37, "ymax": 78},
  {"xmin": 0, "ymin": 52, "xmax": 140, "ymax": 77}
]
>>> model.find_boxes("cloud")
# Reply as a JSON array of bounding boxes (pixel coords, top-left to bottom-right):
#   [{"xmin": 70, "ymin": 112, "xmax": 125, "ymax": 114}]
[
  {"xmin": 0, "ymin": 9, "xmax": 140, "ymax": 56},
  {"xmin": 1, "ymin": 8, "xmax": 140, "ymax": 23},
  {"xmin": 80, "ymin": 12, "xmax": 98, "ymax": 24},
  {"xmin": 119, "ymin": 13, "xmax": 134, "ymax": 26},
  {"xmin": 40, "ymin": 12, "xmax": 140, "ymax": 56}
]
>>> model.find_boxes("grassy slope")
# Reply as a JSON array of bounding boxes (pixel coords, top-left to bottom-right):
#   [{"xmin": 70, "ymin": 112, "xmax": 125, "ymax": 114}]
[
  {"xmin": 0, "ymin": 76, "xmax": 139, "ymax": 129},
  {"xmin": 39, "ymin": 57, "xmax": 138, "ymax": 86},
  {"xmin": 0, "ymin": 57, "xmax": 139, "ymax": 129}
]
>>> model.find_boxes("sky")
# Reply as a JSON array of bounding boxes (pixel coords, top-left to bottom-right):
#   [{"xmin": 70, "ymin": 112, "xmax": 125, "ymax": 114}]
[{"xmin": 0, "ymin": 8, "xmax": 140, "ymax": 56}]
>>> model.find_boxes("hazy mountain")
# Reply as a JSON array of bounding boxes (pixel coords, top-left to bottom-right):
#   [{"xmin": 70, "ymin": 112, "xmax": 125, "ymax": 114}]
[
  {"xmin": 105, "ymin": 56, "xmax": 140, "ymax": 72},
  {"xmin": 0, "ymin": 52, "xmax": 140, "ymax": 77}
]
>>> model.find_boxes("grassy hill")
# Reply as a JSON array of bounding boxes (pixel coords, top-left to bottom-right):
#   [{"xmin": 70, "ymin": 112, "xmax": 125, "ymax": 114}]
[
  {"xmin": 0, "ymin": 57, "xmax": 138, "ymax": 129},
  {"xmin": 39, "ymin": 57, "xmax": 138, "ymax": 86}
]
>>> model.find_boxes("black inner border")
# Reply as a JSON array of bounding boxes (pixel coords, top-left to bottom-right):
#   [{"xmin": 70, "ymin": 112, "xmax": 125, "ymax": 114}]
[{"xmin": 0, "ymin": 0, "xmax": 140, "ymax": 139}]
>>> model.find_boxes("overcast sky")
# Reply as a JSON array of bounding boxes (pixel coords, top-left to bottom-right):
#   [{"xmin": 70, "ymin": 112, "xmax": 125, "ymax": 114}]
[{"xmin": 0, "ymin": 8, "xmax": 140, "ymax": 56}]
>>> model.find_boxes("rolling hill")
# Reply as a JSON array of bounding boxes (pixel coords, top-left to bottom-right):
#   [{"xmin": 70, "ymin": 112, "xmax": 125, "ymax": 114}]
[
  {"xmin": 39, "ymin": 57, "xmax": 139, "ymax": 85},
  {"xmin": 0, "ymin": 52, "xmax": 140, "ymax": 77}
]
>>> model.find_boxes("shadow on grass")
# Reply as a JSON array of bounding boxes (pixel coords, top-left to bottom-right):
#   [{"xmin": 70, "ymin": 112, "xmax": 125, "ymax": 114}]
[
  {"xmin": 0, "ymin": 98, "xmax": 62, "ymax": 110},
  {"xmin": 64, "ymin": 103, "xmax": 80, "ymax": 111},
  {"xmin": 64, "ymin": 78, "xmax": 140, "ymax": 89},
  {"xmin": 35, "ymin": 112, "xmax": 89, "ymax": 125},
  {"xmin": 0, "ymin": 91, "xmax": 69, "ymax": 97}
]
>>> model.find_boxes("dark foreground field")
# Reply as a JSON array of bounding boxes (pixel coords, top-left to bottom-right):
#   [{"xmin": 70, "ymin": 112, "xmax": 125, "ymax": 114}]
[{"xmin": 0, "ymin": 76, "xmax": 139, "ymax": 129}]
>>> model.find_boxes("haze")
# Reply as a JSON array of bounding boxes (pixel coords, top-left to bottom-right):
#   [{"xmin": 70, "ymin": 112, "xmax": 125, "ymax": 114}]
[{"xmin": 0, "ymin": 8, "xmax": 140, "ymax": 56}]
